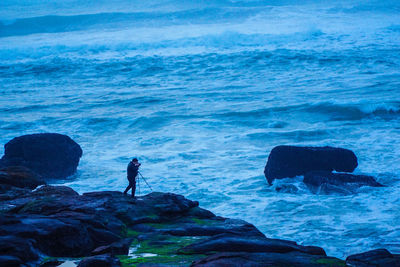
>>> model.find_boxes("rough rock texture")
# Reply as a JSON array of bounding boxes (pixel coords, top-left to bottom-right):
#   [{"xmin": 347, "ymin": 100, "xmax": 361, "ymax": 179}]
[
  {"xmin": 304, "ymin": 171, "xmax": 384, "ymax": 194},
  {"xmin": 91, "ymin": 238, "xmax": 133, "ymax": 256},
  {"xmin": 78, "ymin": 254, "xmax": 121, "ymax": 267},
  {"xmin": 0, "ymin": 235, "xmax": 38, "ymax": 265},
  {"xmin": 346, "ymin": 249, "xmax": 400, "ymax": 267},
  {"xmin": 264, "ymin": 145, "xmax": 358, "ymax": 185},
  {"xmin": 0, "ymin": 133, "xmax": 82, "ymax": 179},
  {"xmin": 178, "ymin": 234, "xmax": 326, "ymax": 255},
  {"xmin": 0, "ymin": 255, "xmax": 22, "ymax": 267},
  {"xmin": 192, "ymin": 252, "xmax": 346, "ymax": 267},
  {"xmin": 0, "ymin": 166, "xmax": 45, "ymax": 201},
  {"xmin": 0, "ymin": 166, "xmax": 44, "ymax": 189}
]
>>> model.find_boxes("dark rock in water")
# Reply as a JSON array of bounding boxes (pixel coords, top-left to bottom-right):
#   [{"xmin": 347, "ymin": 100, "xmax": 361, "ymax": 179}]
[
  {"xmin": 1, "ymin": 133, "xmax": 82, "ymax": 179},
  {"xmin": 264, "ymin": 145, "xmax": 358, "ymax": 185},
  {"xmin": 346, "ymin": 249, "xmax": 400, "ymax": 267},
  {"xmin": 192, "ymin": 251, "xmax": 346, "ymax": 267},
  {"xmin": 304, "ymin": 171, "xmax": 383, "ymax": 194},
  {"xmin": 275, "ymin": 184, "xmax": 298, "ymax": 193},
  {"xmin": 78, "ymin": 254, "xmax": 121, "ymax": 267}
]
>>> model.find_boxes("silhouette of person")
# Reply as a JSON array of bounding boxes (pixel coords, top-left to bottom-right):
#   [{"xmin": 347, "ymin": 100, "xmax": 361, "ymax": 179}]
[{"xmin": 123, "ymin": 158, "xmax": 140, "ymax": 197}]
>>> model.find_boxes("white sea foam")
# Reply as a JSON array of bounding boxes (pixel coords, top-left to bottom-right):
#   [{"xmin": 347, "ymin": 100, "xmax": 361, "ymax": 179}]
[{"xmin": 1, "ymin": 0, "xmax": 400, "ymax": 259}]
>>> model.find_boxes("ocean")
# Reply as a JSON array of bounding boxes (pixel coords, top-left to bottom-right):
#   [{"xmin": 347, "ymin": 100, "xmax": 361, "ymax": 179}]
[{"xmin": 1, "ymin": 0, "xmax": 399, "ymax": 258}]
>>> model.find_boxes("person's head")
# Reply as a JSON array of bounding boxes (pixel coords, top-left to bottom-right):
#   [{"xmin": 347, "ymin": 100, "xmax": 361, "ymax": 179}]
[{"xmin": 132, "ymin": 158, "xmax": 138, "ymax": 163}]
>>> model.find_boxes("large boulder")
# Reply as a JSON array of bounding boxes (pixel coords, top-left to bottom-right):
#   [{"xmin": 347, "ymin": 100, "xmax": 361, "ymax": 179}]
[
  {"xmin": 0, "ymin": 133, "xmax": 82, "ymax": 179},
  {"xmin": 264, "ymin": 145, "xmax": 358, "ymax": 185},
  {"xmin": 304, "ymin": 171, "xmax": 383, "ymax": 195}
]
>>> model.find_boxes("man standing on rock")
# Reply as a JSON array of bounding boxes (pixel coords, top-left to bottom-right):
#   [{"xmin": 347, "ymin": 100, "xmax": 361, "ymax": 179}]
[{"xmin": 124, "ymin": 158, "xmax": 140, "ymax": 197}]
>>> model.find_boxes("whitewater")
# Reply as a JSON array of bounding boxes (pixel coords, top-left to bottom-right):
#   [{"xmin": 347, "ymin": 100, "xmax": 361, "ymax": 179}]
[{"xmin": 1, "ymin": 0, "xmax": 400, "ymax": 258}]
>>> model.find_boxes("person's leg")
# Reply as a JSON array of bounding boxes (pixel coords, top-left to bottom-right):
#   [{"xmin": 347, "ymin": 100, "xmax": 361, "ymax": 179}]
[{"xmin": 124, "ymin": 182, "xmax": 132, "ymax": 194}]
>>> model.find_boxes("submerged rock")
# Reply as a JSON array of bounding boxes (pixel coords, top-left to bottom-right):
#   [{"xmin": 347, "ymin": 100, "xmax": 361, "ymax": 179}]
[
  {"xmin": 304, "ymin": 171, "xmax": 383, "ymax": 194},
  {"xmin": 346, "ymin": 249, "xmax": 400, "ymax": 267},
  {"xmin": 264, "ymin": 145, "xmax": 358, "ymax": 185},
  {"xmin": 275, "ymin": 184, "xmax": 299, "ymax": 193},
  {"xmin": 0, "ymin": 133, "xmax": 82, "ymax": 179}
]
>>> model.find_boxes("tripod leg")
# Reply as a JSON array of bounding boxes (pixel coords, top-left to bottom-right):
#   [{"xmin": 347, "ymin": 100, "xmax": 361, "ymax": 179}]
[
  {"xmin": 137, "ymin": 177, "xmax": 140, "ymax": 196},
  {"xmin": 132, "ymin": 178, "xmax": 137, "ymax": 197}
]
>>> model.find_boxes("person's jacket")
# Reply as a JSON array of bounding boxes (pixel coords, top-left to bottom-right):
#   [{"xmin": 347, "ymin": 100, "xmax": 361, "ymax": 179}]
[{"xmin": 127, "ymin": 161, "xmax": 140, "ymax": 179}]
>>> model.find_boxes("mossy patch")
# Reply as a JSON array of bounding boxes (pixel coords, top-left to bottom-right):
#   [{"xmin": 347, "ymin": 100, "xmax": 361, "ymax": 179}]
[
  {"xmin": 136, "ymin": 235, "xmax": 203, "ymax": 255},
  {"xmin": 191, "ymin": 217, "xmax": 215, "ymax": 226},
  {"xmin": 118, "ymin": 234, "xmax": 207, "ymax": 266},
  {"xmin": 126, "ymin": 229, "xmax": 140, "ymax": 237},
  {"xmin": 118, "ymin": 253, "xmax": 204, "ymax": 266},
  {"xmin": 315, "ymin": 258, "xmax": 346, "ymax": 266},
  {"xmin": 143, "ymin": 222, "xmax": 172, "ymax": 230}
]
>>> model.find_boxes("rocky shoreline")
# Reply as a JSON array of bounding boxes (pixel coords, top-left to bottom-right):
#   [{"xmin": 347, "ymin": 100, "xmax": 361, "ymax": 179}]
[
  {"xmin": 1, "ymin": 134, "xmax": 399, "ymax": 266},
  {"xmin": 1, "ymin": 173, "xmax": 399, "ymax": 266}
]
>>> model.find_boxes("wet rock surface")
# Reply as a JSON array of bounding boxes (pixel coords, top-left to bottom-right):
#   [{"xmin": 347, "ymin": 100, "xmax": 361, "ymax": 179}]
[
  {"xmin": 0, "ymin": 175, "xmax": 398, "ymax": 266},
  {"xmin": 304, "ymin": 171, "xmax": 384, "ymax": 194},
  {"xmin": 78, "ymin": 254, "xmax": 121, "ymax": 267},
  {"xmin": 346, "ymin": 249, "xmax": 400, "ymax": 267},
  {"xmin": 0, "ymin": 133, "xmax": 82, "ymax": 179},
  {"xmin": 0, "ymin": 166, "xmax": 45, "ymax": 201},
  {"xmin": 192, "ymin": 251, "xmax": 346, "ymax": 267},
  {"xmin": 264, "ymin": 145, "xmax": 358, "ymax": 185}
]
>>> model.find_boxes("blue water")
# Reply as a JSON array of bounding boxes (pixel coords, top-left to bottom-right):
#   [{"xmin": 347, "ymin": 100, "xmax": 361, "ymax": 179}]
[{"xmin": 1, "ymin": 0, "xmax": 400, "ymax": 259}]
